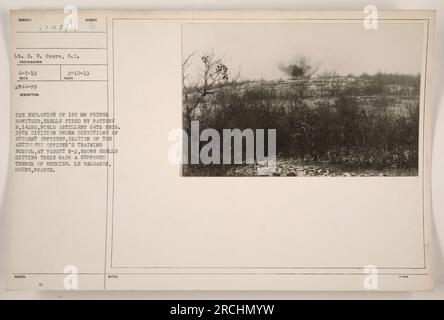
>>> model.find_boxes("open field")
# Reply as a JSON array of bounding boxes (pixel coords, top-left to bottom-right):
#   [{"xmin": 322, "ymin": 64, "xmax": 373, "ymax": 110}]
[{"xmin": 183, "ymin": 72, "xmax": 420, "ymax": 177}]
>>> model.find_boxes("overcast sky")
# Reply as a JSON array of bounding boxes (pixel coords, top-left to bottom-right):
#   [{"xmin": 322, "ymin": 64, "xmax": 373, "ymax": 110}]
[{"xmin": 182, "ymin": 22, "xmax": 424, "ymax": 82}]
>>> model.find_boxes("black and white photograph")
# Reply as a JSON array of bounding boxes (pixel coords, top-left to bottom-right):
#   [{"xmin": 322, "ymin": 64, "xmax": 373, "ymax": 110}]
[{"xmin": 182, "ymin": 22, "xmax": 423, "ymax": 177}]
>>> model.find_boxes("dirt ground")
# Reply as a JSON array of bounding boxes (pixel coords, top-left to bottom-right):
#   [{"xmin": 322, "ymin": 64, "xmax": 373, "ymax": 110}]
[
  {"xmin": 184, "ymin": 158, "xmax": 418, "ymax": 177},
  {"xmin": 230, "ymin": 158, "xmax": 418, "ymax": 177}
]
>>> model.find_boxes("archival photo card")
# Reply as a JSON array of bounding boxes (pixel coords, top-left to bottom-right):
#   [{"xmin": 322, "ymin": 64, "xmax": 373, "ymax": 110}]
[{"xmin": 6, "ymin": 10, "xmax": 434, "ymax": 291}]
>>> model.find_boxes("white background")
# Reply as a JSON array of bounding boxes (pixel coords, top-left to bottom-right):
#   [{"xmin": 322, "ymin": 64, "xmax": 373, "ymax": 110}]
[{"xmin": 0, "ymin": 0, "xmax": 442, "ymax": 299}]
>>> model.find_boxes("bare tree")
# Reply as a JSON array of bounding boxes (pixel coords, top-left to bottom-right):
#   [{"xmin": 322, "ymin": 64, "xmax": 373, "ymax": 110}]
[
  {"xmin": 183, "ymin": 51, "xmax": 229, "ymax": 132},
  {"xmin": 182, "ymin": 51, "xmax": 195, "ymax": 89},
  {"xmin": 195, "ymin": 51, "xmax": 229, "ymax": 97}
]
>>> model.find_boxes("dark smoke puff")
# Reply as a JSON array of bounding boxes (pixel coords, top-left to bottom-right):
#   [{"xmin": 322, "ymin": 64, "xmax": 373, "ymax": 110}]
[{"xmin": 279, "ymin": 56, "xmax": 318, "ymax": 78}]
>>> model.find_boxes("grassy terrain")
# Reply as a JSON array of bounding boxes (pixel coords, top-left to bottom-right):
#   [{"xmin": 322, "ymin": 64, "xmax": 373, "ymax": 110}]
[{"xmin": 183, "ymin": 73, "xmax": 420, "ymax": 177}]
